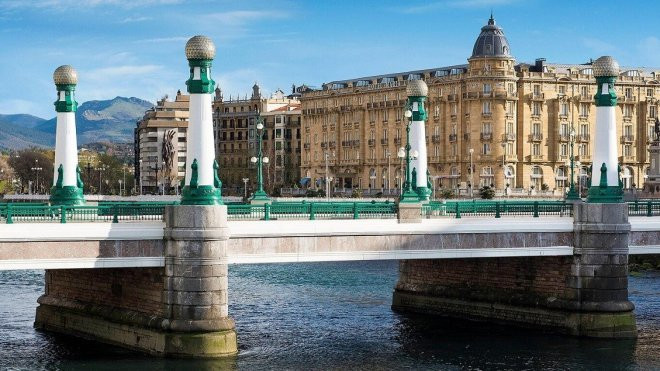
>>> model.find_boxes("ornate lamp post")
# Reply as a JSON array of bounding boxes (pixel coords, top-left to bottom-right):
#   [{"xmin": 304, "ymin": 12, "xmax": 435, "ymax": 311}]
[
  {"xmin": 400, "ymin": 80, "xmax": 428, "ymax": 203},
  {"xmin": 50, "ymin": 65, "xmax": 85, "ymax": 205},
  {"xmin": 181, "ymin": 35, "xmax": 223, "ymax": 205},
  {"xmin": 566, "ymin": 125, "xmax": 580, "ymax": 200},
  {"xmin": 250, "ymin": 117, "xmax": 270, "ymax": 203},
  {"xmin": 588, "ymin": 56, "xmax": 623, "ymax": 203}
]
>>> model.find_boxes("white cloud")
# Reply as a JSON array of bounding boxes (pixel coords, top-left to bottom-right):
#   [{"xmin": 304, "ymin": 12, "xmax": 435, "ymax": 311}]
[
  {"xmin": 134, "ymin": 36, "xmax": 188, "ymax": 43},
  {"xmin": 0, "ymin": 0, "xmax": 180, "ymax": 10},
  {"xmin": 637, "ymin": 36, "xmax": 660, "ymax": 65},
  {"xmin": 581, "ymin": 37, "xmax": 616, "ymax": 53},
  {"xmin": 207, "ymin": 10, "xmax": 289, "ymax": 26},
  {"xmin": 0, "ymin": 99, "xmax": 48, "ymax": 118},
  {"xmin": 120, "ymin": 16, "xmax": 151, "ymax": 23},
  {"xmin": 401, "ymin": 0, "xmax": 519, "ymax": 13}
]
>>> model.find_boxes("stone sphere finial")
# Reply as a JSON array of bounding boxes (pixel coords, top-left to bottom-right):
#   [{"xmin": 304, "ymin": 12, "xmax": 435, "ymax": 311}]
[
  {"xmin": 593, "ymin": 56, "xmax": 620, "ymax": 77},
  {"xmin": 53, "ymin": 65, "xmax": 78, "ymax": 85},
  {"xmin": 185, "ymin": 35, "xmax": 216, "ymax": 60},
  {"xmin": 406, "ymin": 79, "xmax": 428, "ymax": 97}
]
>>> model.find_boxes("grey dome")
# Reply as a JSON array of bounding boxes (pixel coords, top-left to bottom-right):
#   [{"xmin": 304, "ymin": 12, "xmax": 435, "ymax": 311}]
[
  {"xmin": 593, "ymin": 56, "xmax": 620, "ymax": 77},
  {"xmin": 185, "ymin": 35, "xmax": 216, "ymax": 60},
  {"xmin": 471, "ymin": 15, "xmax": 512, "ymax": 58},
  {"xmin": 406, "ymin": 79, "xmax": 428, "ymax": 97},
  {"xmin": 53, "ymin": 65, "xmax": 78, "ymax": 85}
]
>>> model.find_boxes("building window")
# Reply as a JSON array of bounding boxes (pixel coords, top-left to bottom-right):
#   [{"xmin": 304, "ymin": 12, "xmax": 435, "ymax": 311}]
[
  {"xmin": 532, "ymin": 143, "xmax": 541, "ymax": 156},
  {"xmin": 482, "ymin": 143, "xmax": 491, "ymax": 155},
  {"xmin": 532, "ymin": 102, "xmax": 541, "ymax": 116},
  {"xmin": 560, "ymin": 143, "xmax": 568, "ymax": 156},
  {"xmin": 434, "ymin": 105, "xmax": 440, "ymax": 117},
  {"xmin": 581, "ymin": 86, "xmax": 589, "ymax": 98},
  {"xmin": 451, "ymin": 103, "xmax": 457, "ymax": 115},
  {"xmin": 558, "ymin": 85, "xmax": 565, "ymax": 94},
  {"xmin": 560, "ymin": 102, "xmax": 569, "ymax": 116},
  {"xmin": 624, "ymin": 124, "xmax": 633, "ymax": 137},
  {"xmin": 650, "ymin": 105, "xmax": 657, "ymax": 118},
  {"xmin": 580, "ymin": 103, "xmax": 589, "ymax": 117},
  {"xmin": 532, "ymin": 122, "xmax": 541, "ymax": 135},
  {"xmin": 624, "ymin": 105, "xmax": 633, "ymax": 117},
  {"xmin": 482, "ymin": 122, "xmax": 492, "ymax": 134},
  {"xmin": 483, "ymin": 84, "xmax": 491, "ymax": 94},
  {"xmin": 533, "ymin": 84, "xmax": 540, "ymax": 96},
  {"xmin": 624, "ymin": 144, "xmax": 632, "ymax": 157},
  {"xmin": 482, "ymin": 101, "xmax": 491, "ymax": 114}
]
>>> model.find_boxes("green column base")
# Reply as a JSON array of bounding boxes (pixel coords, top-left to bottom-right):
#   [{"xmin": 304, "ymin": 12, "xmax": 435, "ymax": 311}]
[
  {"xmin": 181, "ymin": 185, "xmax": 223, "ymax": 205},
  {"xmin": 415, "ymin": 186, "xmax": 431, "ymax": 202},
  {"xmin": 250, "ymin": 190, "xmax": 270, "ymax": 204},
  {"xmin": 400, "ymin": 189, "xmax": 420, "ymax": 204},
  {"xmin": 587, "ymin": 185, "xmax": 623, "ymax": 203},
  {"xmin": 49, "ymin": 186, "xmax": 85, "ymax": 206}
]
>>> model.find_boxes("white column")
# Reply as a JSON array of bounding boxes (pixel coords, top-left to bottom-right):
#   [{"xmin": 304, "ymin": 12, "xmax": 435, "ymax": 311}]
[
  {"xmin": 591, "ymin": 106, "xmax": 618, "ymax": 187},
  {"xmin": 53, "ymin": 112, "xmax": 78, "ymax": 187},
  {"xmin": 185, "ymin": 93, "xmax": 215, "ymax": 187}
]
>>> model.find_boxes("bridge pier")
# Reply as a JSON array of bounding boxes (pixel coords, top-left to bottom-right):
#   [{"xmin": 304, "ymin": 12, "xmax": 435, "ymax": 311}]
[
  {"xmin": 34, "ymin": 205, "xmax": 237, "ymax": 357},
  {"xmin": 392, "ymin": 202, "xmax": 637, "ymax": 338}
]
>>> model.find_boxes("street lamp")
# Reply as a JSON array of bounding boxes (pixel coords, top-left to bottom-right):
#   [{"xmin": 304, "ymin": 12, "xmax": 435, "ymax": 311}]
[
  {"xmin": 250, "ymin": 118, "xmax": 270, "ymax": 202},
  {"xmin": 138, "ymin": 159, "xmax": 143, "ymax": 195},
  {"xmin": 96, "ymin": 166, "xmax": 106, "ymax": 195},
  {"xmin": 501, "ymin": 141, "xmax": 507, "ymax": 196},
  {"xmin": 324, "ymin": 151, "xmax": 335, "ymax": 201},
  {"xmin": 31, "ymin": 159, "xmax": 43, "ymax": 195},
  {"xmin": 400, "ymin": 107, "xmax": 419, "ymax": 203},
  {"xmin": 469, "ymin": 148, "xmax": 474, "ymax": 198},
  {"xmin": 566, "ymin": 125, "xmax": 579, "ymax": 200},
  {"xmin": 397, "ymin": 147, "xmax": 405, "ymax": 195},
  {"xmin": 242, "ymin": 178, "xmax": 249, "ymax": 199}
]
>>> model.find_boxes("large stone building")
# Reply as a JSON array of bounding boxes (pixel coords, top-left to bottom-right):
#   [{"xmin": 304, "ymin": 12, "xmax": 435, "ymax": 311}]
[
  {"xmin": 134, "ymin": 91, "xmax": 189, "ymax": 194},
  {"xmin": 300, "ymin": 15, "xmax": 660, "ymax": 195},
  {"xmin": 213, "ymin": 84, "xmax": 303, "ymax": 195}
]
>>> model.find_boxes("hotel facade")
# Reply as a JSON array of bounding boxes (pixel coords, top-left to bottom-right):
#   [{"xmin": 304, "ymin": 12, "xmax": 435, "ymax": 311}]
[{"xmin": 299, "ymin": 16, "xmax": 660, "ymax": 195}]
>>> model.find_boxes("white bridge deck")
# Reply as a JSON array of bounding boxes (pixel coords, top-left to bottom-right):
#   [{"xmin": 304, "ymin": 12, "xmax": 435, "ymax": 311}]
[{"xmin": 0, "ymin": 217, "xmax": 658, "ymax": 270}]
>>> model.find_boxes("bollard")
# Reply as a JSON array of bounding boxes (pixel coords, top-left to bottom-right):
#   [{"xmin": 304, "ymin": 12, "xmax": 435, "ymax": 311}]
[
  {"xmin": 647, "ymin": 201, "xmax": 652, "ymax": 217},
  {"xmin": 112, "ymin": 206, "xmax": 119, "ymax": 223},
  {"xmin": 353, "ymin": 203, "xmax": 359, "ymax": 219},
  {"xmin": 309, "ymin": 202, "xmax": 316, "ymax": 220},
  {"xmin": 495, "ymin": 202, "xmax": 500, "ymax": 218},
  {"xmin": 60, "ymin": 205, "xmax": 66, "ymax": 224},
  {"xmin": 264, "ymin": 203, "xmax": 271, "ymax": 220},
  {"xmin": 455, "ymin": 202, "xmax": 461, "ymax": 219},
  {"xmin": 6, "ymin": 204, "xmax": 13, "ymax": 224},
  {"xmin": 533, "ymin": 201, "xmax": 539, "ymax": 218}
]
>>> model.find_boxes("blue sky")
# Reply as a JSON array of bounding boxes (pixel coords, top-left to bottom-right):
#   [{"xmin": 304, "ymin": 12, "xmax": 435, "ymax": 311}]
[{"xmin": 0, "ymin": 0, "xmax": 658, "ymax": 119}]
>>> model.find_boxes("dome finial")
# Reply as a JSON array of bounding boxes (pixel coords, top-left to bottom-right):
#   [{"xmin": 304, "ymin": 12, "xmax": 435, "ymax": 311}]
[
  {"xmin": 185, "ymin": 35, "xmax": 216, "ymax": 60},
  {"xmin": 53, "ymin": 65, "xmax": 78, "ymax": 85},
  {"xmin": 593, "ymin": 56, "xmax": 620, "ymax": 77},
  {"xmin": 489, "ymin": 10, "xmax": 495, "ymax": 25}
]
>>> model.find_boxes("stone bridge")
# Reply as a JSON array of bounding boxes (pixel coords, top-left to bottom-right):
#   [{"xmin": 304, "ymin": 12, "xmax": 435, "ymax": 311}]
[{"xmin": 0, "ymin": 203, "xmax": 658, "ymax": 357}]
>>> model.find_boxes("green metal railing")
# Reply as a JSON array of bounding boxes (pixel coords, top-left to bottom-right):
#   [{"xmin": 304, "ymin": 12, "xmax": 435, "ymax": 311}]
[
  {"xmin": 421, "ymin": 200, "xmax": 573, "ymax": 219},
  {"xmin": 3, "ymin": 199, "xmax": 660, "ymax": 224},
  {"xmin": 226, "ymin": 201, "xmax": 397, "ymax": 221}
]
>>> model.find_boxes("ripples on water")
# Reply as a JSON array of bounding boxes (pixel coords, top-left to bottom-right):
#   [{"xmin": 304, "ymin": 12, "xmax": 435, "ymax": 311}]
[{"xmin": 0, "ymin": 263, "xmax": 658, "ymax": 370}]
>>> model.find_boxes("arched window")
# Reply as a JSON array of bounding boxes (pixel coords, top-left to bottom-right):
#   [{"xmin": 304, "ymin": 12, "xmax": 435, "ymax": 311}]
[
  {"xmin": 555, "ymin": 166, "xmax": 567, "ymax": 191},
  {"xmin": 530, "ymin": 166, "xmax": 543, "ymax": 190}
]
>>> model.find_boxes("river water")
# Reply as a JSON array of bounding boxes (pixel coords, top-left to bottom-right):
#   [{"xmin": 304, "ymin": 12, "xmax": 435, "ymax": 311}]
[{"xmin": 0, "ymin": 261, "xmax": 658, "ymax": 370}]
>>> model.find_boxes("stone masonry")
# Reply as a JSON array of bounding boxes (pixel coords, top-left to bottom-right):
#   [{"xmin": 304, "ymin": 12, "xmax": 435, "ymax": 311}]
[{"xmin": 392, "ymin": 202, "xmax": 637, "ymax": 338}]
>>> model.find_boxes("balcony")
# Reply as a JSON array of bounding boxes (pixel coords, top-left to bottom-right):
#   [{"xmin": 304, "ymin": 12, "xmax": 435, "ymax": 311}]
[
  {"xmin": 448, "ymin": 94, "xmax": 458, "ymax": 102},
  {"xmin": 329, "ymin": 141, "xmax": 336, "ymax": 149},
  {"xmin": 431, "ymin": 135, "xmax": 442, "ymax": 143},
  {"xmin": 449, "ymin": 134, "xmax": 457, "ymax": 142},
  {"xmin": 558, "ymin": 134, "xmax": 570, "ymax": 142},
  {"xmin": 620, "ymin": 95, "xmax": 637, "ymax": 103},
  {"xmin": 577, "ymin": 134, "xmax": 590, "ymax": 142},
  {"xmin": 463, "ymin": 133, "xmax": 470, "ymax": 141},
  {"xmin": 480, "ymin": 132, "xmax": 492, "ymax": 141},
  {"xmin": 394, "ymin": 138, "xmax": 402, "ymax": 145},
  {"xmin": 530, "ymin": 154, "xmax": 544, "ymax": 162},
  {"xmin": 503, "ymin": 154, "xmax": 518, "ymax": 162},
  {"xmin": 352, "ymin": 140, "xmax": 361, "ymax": 147},
  {"xmin": 368, "ymin": 139, "xmax": 375, "ymax": 146},
  {"xmin": 450, "ymin": 114, "xmax": 457, "ymax": 121},
  {"xmin": 501, "ymin": 133, "xmax": 517, "ymax": 142},
  {"xmin": 531, "ymin": 92, "xmax": 545, "ymax": 100},
  {"xmin": 482, "ymin": 112, "xmax": 492, "ymax": 119},
  {"xmin": 621, "ymin": 135, "xmax": 635, "ymax": 143},
  {"xmin": 447, "ymin": 155, "xmax": 459, "ymax": 162},
  {"xmin": 528, "ymin": 133, "xmax": 543, "ymax": 142},
  {"xmin": 380, "ymin": 138, "xmax": 389, "ymax": 145},
  {"xmin": 575, "ymin": 154, "xmax": 591, "ymax": 162},
  {"xmin": 579, "ymin": 94, "xmax": 593, "ymax": 102},
  {"xmin": 303, "ymin": 143, "xmax": 310, "ymax": 149},
  {"xmin": 620, "ymin": 155, "xmax": 636, "ymax": 163}
]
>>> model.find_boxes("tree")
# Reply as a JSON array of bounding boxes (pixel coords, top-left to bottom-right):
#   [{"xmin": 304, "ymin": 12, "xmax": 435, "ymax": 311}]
[
  {"xmin": 479, "ymin": 185, "xmax": 495, "ymax": 199},
  {"xmin": 0, "ymin": 156, "xmax": 15, "ymax": 194},
  {"xmin": 8, "ymin": 149, "xmax": 54, "ymax": 194}
]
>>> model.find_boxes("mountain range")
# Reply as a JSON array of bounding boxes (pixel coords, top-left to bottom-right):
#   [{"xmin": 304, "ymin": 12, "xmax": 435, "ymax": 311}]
[{"xmin": 0, "ymin": 97, "xmax": 153, "ymax": 151}]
